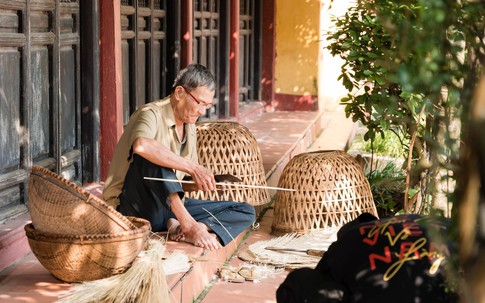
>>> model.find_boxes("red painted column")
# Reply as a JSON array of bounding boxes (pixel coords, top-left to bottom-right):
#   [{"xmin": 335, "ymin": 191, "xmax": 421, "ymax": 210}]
[
  {"xmin": 229, "ymin": 0, "xmax": 239, "ymax": 118},
  {"xmin": 181, "ymin": 0, "xmax": 193, "ymax": 67},
  {"xmin": 261, "ymin": 0, "xmax": 276, "ymax": 110},
  {"xmin": 99, "ymin": 0, "xmax": 123, "ymax": 180}
]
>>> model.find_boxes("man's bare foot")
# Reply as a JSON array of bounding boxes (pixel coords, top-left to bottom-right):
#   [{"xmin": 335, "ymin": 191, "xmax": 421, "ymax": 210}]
[
  {"xmin": 183, "ymin": 222, "xmax": 222, "ymax": 250},
  {"xmin": 168, "ymin": 220, "xmax": 221, "ymax": 250},
  {"xmin": 167, "ymin": 219, "xmax": 219, "ymax": 248},
  {"xmin": 167, "ymin": 218, "xmax": 184, "ymax": 241},
  {"xmin": 184, "ymin": 223, "xmax": 218, "ymax": 243}
]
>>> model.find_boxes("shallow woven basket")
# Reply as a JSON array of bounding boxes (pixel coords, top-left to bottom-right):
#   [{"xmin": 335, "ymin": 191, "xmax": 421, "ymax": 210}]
[
  {"xmin": 28, "ymin": 166, "xmax": 136, "ymax": 234},
  {"xmin": 186, "ymin": 122, "xmax": 270, "ymax": 206},
  {"xmin": 272, "ymin": 150, "xmax": 378, "ymax": 234},
  {"xmin": 25, "ymin": 216, "xmax": 150, "ymax": 283}
]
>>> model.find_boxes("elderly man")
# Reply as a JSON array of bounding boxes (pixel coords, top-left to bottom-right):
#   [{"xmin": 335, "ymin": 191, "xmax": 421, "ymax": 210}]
[{"xmin": 103, "ymin": 64, "xmax": 255, "ymax": 251}]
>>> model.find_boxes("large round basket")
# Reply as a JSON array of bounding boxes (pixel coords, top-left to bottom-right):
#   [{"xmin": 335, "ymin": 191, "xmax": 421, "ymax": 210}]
[
  {"xmin": 186, "ymin": 122, "xmax": 270, "ymax": 206},
  {"xmin": 25, "ymin": 216, "xmax": 150, "ymax": 283},
  {"xmin": 271, "ymin": 150, "xmax": 377, "ymax": 234},
  {"xmin": 28, "ymin": 166, "xmax": 137, "ymax": 234}
]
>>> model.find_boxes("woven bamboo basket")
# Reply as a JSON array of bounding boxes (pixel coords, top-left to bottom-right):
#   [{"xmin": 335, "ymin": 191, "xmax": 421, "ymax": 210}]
[
  {"xmin": 28, "ymin": 166, "xmax": 137, "ymax": 235},
  {"xmin": 186, "ymin": 122, "xmax": 270, "ymax": 206},
  {"xmin": 272, "ymin": 150, "xmax": 377, "ymax": 234},
  {"xmin": 25, "ymin": 216, "xmax": 150, "ymax": 283}
]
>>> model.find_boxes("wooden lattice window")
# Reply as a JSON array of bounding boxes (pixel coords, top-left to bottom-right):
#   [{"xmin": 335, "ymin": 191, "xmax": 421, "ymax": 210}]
[
  {"xmin": 120, "ymin": 0, "xmax": 168, "ymax": 123},
  {"xmin": 0, "ymin": 0, "xmax": 81, "ymax": 222}
]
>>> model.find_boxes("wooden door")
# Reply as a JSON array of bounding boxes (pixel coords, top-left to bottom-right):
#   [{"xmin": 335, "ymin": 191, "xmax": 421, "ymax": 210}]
[
  {"xmin": 120, "ymin": 0, "xmax": 169, "ymax": 123},
  {"xmin": 0, "ymin": 0, "xmax": 81, "ymax": 222},
  {"xmin": 239, "ymin": 0, "xmax": 261, "ymax": 102},
  {"xmin": 193, "ymin": 0, "xmax": 230, "ymax": 119}
]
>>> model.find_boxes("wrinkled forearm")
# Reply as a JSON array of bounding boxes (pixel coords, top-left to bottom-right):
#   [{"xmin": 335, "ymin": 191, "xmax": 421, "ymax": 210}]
[
  {"xmin": 132, "ymin": 137, "xmax": 196, "ymax": 175},
  {"xmin": 132, "ymin": 136, "xmax": 215, "ymax": 190}
]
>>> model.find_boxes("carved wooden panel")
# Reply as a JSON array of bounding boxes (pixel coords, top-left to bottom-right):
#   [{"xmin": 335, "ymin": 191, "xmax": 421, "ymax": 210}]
[
  {"xmin": 239, "ymin": 0, "xmax": 251, "ymax": 101},
  {"xmin": 239, "ymin": 0, "xmax": 260, "ymax": 102},
  {"xmin": 0, "ymin": 0, "xmax": 81, "ymax": 223},
  {"xmin": 193, "ymin": 0, "xmax": 220, "ymax": 118},
  {"xmin": 121, "ymin": 0, "xmax": 168, "ymax": 124}
]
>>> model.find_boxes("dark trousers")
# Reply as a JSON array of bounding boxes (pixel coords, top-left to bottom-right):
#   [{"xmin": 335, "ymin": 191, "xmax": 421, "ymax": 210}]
[{"xmin": 117, "ymin": 154, "xmax": 255, "ymax": 246}]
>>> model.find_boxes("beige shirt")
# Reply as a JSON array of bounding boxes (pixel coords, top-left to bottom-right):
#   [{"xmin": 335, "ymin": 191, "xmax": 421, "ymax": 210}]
[{"xmin": 102, "ymin": 97, "xmax": 198, "ymax": 208}]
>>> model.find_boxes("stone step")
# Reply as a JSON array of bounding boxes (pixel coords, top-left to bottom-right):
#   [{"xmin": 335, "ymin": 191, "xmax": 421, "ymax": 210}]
[{"xmin": 0, "ymin": 213, "xmax": 32, "ymax": 271}]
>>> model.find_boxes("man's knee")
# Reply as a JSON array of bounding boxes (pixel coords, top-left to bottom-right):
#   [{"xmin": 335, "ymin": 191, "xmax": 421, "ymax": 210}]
[
  {"xmin": 242, "ymin": 201, "xmax": 256, "ymax": 214},
  {"xmin": 238, "ymin": 202, "xmax": 256, "ymax": 224}
]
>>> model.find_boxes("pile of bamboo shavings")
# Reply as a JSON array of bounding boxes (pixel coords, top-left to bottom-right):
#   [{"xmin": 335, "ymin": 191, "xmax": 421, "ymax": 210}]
[
  {"xmin": 238, "ymin": 228, "xmax": 339, "ymax": 269},
  {"xmin": 58, "ymin": 238, "xmax": 190, "ymax": 303}
]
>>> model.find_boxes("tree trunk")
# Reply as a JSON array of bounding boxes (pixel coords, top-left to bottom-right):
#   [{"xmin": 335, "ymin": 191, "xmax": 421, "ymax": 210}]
[{"xmin": 458, "ymin": 76, "xmax": 485, "ymax": 303}]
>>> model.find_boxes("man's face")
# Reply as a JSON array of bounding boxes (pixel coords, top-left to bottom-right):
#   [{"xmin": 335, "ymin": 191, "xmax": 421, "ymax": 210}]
[{"xmin": 176, "ymin": 85, "xmax": 215, "ymax": 124}]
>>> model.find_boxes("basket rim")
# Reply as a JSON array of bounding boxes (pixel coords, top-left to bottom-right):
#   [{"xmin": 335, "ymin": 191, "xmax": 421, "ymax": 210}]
[
  {"xmin": 196, "ymin": 121, "xmax": 241, "ymax": 125},
  {"xmin": 24, "ymin": 216, "xmax": 151, "ymax": 244},
  {"xmin": 29, "ymin": 166, "xmax": 137, "ymax": 231}
]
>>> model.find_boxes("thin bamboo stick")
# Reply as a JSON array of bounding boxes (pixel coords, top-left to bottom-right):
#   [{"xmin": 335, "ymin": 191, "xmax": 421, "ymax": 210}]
[{"xmin": 143, "ymin": 177, "xmax": 297, "ymax": 192}]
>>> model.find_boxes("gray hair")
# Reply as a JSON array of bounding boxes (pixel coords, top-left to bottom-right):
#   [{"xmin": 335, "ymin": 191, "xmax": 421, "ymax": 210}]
[{"xmin": 171, "ymin": 63, "xmax": 216, "ymax": 93}]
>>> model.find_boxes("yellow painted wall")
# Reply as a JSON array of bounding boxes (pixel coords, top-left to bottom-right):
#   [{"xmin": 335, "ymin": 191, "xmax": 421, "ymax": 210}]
[
  {"xmin": 319, "ymin": 0, "xmax": 354, "ymax": 111},
  {"xmin": 275, "ymin": 0, "xmax": 321, "ymax": 96}
]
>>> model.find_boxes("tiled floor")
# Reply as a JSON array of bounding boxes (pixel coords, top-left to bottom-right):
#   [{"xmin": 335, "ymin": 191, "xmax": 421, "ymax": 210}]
[
  {"xmin": 198, "ymin": 107, "xmax": 355, "ymax": 303},
  {"xmin": 0, "ymin": 106, "xmax": 355, "ymax": 303},
  {"xmin": 199, "ymin": 209, "xmax": 289, "ymax": 303}
]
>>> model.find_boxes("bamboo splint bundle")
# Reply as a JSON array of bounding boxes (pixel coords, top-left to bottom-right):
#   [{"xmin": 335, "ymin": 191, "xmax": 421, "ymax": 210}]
[
  {"xmin": 238, "ymin": 228, "xmax": 338, "ymax": 269},
  {"xmin": 186, "ymin": 122, "xmax": 271, "ymax": 205},
  {"xmin": 58, "ymin": 239, "xmax": 190, "ymax": 303},
  {"xmin": 272, "ymin": 150, "xmax": 378, "ymax": 234}
]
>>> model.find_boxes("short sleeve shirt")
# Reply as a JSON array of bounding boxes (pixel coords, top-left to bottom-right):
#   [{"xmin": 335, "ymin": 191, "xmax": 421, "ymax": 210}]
[{"xmin": 102, "ymin": 97, "xmax": 198, "ymax": 208}]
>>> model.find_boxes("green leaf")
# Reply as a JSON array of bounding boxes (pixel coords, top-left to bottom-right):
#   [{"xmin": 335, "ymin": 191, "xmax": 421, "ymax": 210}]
[
  {"xmin": 407, "ymin": 188, "xmax": 419, "ymax": 199},
  {"xmin": 342, "ymin": 42, "xmax": 352, "ymax": 49},
  {"xmin": 344, "ymin": 78, "xmax": 354, "ymax": 91},
  {"xmin": 375, "ymin": 76, "xmax": 385, "ymax": 85},
  {"xmin": 366, "ymin": 52, "xmax": 379, "ymax": 59}
]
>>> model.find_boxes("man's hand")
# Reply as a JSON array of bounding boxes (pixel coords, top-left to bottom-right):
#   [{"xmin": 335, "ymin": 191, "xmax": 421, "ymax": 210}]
[{"xmin": 189, "ymin": 164, "xmax": 217, "ymax": 191}]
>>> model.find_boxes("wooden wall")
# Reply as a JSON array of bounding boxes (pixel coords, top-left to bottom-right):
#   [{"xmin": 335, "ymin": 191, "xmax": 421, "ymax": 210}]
[{"xmin": 0, "ymin": 0, "xmax": 81, "ymax": 222}]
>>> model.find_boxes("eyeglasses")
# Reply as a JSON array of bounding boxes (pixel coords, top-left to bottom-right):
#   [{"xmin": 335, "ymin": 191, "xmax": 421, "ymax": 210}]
[{"xmin": 182, "ymin": 86, "xmax": 213, "ymax": 110}]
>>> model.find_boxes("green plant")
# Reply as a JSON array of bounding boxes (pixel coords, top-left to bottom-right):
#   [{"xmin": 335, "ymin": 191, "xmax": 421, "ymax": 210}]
[
  {"xmin": 327, "ymin": 0, "xmax": 485, "ymax": 297},
  {"xmin": 366, "ymin": 161, "xmax": 406, "ymax": 217},
  {"xmin": 351, "ymin": 127, "xmax": 405, "ymax": 158},
  {"xmin": 326, "ymin": 0, "xmax": 485, "ymax": 214}
]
